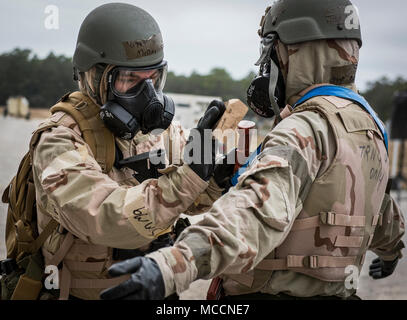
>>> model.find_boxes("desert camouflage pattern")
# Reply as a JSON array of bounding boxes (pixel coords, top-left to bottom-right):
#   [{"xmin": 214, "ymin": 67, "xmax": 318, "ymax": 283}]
[
  {"xmin": 147, "ymin": 39, "xmax": 405, "ymax": 299},
  {"xmin": 275, "ymin": 38, "xmax": 360, "ymax": 105},
  {"xmin": 31, "ymin": 90, "xmax": 223, "ymax": 300}
]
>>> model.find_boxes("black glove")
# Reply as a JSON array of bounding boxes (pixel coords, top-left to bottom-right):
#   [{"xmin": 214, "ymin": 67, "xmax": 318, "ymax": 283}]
[
  {"xmin": 112, "ymin": 233, "xmax": 174, "ymax": 260},
  {"xmin": 100, "ymin": 257, "xmax": 165, "ymax": 300},
  {"xmin": 213, "ymin": 148, "xmax": 236, "ymax": 192},
  {"xmin": 369, "ymin": 256, "xmax": 399, "ymax": 279},
  {"xmin": 196, "ymin": 100, "xmax": 226, "ymax": 130},
  {"xmin": 185, "ymin": 100, "xmax": 226, "ymax": 181}
]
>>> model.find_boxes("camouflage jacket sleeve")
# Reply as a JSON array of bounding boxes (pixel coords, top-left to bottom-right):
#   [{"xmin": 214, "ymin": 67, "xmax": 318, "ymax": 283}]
[
  {"xmin": 369, "ymin": 194, "xmax": 405, "ymax": 261},
  {"xmin": 162, "ymin": 122, "xmax": 225, "ymax": 216},
  {"xmin": 147, "ymin": 110, "xmax": 335, "ymax": 295},
  {"xmin": 32, "ymin": 118, "xmax": 209, "ymax": 249},
  {"xmin": 183, "ymin": 177, "xmax": 225, "ymax": 215}
]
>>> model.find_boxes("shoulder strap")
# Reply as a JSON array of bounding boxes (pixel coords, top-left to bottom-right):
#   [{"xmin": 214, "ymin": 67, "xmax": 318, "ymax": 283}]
[
  {"xmin": 293, "ymin": 85, "xmax": 388, "ymax": 152},
  {"xmin": 49, "ymin": 92, "xmax": 115, "ymax": 173},
  {"xmin": 230, "ymin": 144, "xmax": 262, "ymax": 186}
]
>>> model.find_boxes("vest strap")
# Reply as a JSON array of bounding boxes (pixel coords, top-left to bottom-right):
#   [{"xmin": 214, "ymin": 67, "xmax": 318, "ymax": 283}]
[
  {"xmin": 334, "ymin": 235, "xmax": 364, "ymax": 248},
  {"xmin": 50, "ymin": 92, "xmax": 115, "ymax": 173},
  {"xmin": 58, "ymin": 261, "xmax": 72, "ymax": 300},
  {"xmin": 230, "ymin": 144, "xmax": 262, "ymax": 186},
  {"xmin": 290, "ymin": 216, "xmax": 320, "ymax": 231},
  {"xmin": 291, "ymin": 212, "xmax": 366, "ymax": 231},
  {"xmin": 42, "ymin": 231, "xmax": 130, "ymax": 299},
  {"xmin": 320, "ymin": 212, "xmax": 366, "ymax": 227},
  {"xmin": 43, "ymin": 235, "xmax": 109, "ymax": 268},
  {"xmin": 63, "ymin": 260, "xmax": 107, "ymax": 272},
  {"xmin": 68, "ymin": 243, "xmax": 108, "ymax": 256},
  {"xmin": 47, "ymin": 232, "xmax": 75, "ymax": 267},
  {"xmin": 28, "ymin": 219, "xmax": 60, "ymax": 253},
  {"xmin": 256, "ymin": 255, "xmax": 357, "ymax": 271},
  {"xmin": 372, "ymin": 214, "xmax": 380, "ymax": 227},
  {"xmin": 70, "ymin": 275, "xmax": 130, "ymax": 289},
  {"xmin": 58, "ymin": 261, "xmax": 130, "ymax": 299}
]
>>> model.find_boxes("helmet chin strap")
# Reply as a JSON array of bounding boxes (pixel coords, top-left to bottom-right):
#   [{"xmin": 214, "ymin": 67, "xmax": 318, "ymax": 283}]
[{"xmin": 268, "ymin": 59, "xmax": 282, "ymax": 122}]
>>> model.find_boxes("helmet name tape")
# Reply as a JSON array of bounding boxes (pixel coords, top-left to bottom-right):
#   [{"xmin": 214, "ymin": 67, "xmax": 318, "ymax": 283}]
[{"xmin": 122, "ymin": 34, "xmax": 164, "ymax": 60}]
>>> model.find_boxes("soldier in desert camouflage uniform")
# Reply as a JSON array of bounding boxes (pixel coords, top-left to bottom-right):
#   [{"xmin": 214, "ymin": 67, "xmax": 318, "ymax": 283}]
[
  {"xmin": 101, "ymin": 0, "xmax": 405, "ymax": 300},
  {"xmin": 30, "ymin": 3, "xmax": 229, "ymax": 300}
]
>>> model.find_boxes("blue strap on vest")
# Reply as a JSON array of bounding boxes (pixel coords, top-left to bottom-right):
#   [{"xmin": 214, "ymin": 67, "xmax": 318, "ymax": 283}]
[
  {"xmin": 230, "ymin": 144, "xmax": 262, "ymax": 186},
  {"xmin": 230, "ymin": 85, "xmax": 388, "ymax": 186},
  {"xmin": 294, "ymin": 85, "xmax": 388, "ymax": 151}
]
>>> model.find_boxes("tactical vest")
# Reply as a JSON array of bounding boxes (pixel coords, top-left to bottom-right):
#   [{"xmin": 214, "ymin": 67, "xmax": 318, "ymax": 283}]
[
  {"xmin": 6, "ymin": 90, "xmax": 115, "ymax": 258},
  {"xmin": 228, "ymin": 94, "xmax": 389, "ymax": 290},
  {"xmin": 1, "ymin": 91, "xmax": 124, "ymax": 300},
  {"xmin": 32, "ymin": 92, "xmax": 129, "ymax": 300}
]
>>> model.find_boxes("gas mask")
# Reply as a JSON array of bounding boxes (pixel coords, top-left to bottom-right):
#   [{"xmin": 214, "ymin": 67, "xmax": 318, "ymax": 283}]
[
  {"xmin": 100, "ymin": 61, "xmax": 175, "ymax": 140},
  {"xmin": 247, "ymin": 34, "xmax": 286, "ymax": 119}
]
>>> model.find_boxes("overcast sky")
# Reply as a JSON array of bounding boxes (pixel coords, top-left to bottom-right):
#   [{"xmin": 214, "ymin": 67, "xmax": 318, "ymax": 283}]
[{"xmin": 1, "ymin": 0, "xmax": 406, "ymax": 91}]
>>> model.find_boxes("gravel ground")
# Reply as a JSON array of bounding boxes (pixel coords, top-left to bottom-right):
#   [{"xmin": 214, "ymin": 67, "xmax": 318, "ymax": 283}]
[{"xmin": 0, "ymin": 116, "xmax": 405, "ymax": 300}]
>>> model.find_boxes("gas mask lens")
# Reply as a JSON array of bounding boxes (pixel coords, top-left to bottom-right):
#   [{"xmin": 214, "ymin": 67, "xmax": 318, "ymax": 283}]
[{"xmin": 109, "ymin": 63, "xmax": 168, "ymax": 98}]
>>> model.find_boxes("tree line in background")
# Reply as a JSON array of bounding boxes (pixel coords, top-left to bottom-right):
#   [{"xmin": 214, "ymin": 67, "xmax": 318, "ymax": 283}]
[
  {"xmin": 0, "ymin": 48, "xmax": 77, "ymax": 109},
  {"xmin": 0, "ymin": 48, "xmax": 406, "ymax": 122}
]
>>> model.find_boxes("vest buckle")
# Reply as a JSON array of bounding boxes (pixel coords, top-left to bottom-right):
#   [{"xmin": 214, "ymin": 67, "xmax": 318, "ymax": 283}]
[
  {"xmin": 320, "ymin": 211, "xmax": 336, "ymax": 225},
  {"xmin": 309, "ymin": 255, "xmax": 319, "ymax": 269}
]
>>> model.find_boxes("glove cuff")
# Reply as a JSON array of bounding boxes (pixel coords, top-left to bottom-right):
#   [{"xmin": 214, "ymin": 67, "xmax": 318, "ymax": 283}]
[
  {"xmin": 147, "ymin": 244, "xmax": 198, "ymax": 297},
  {"xmin": 147, "ymin": 250, "xmax": 176, "ymax": 298}
]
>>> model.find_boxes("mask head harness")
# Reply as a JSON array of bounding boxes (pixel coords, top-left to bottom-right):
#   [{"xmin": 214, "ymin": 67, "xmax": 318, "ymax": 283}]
[
  {"xmin": 247, "ymin": 33, "xmax": 286, "ymax": 119},
  {"xmin": 100, "ymin": 60, "xmax": 175, "ymax": 140}
]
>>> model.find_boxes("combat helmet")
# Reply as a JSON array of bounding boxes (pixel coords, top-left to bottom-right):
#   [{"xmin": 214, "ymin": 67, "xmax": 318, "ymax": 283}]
[
  {"xmin": 73, "ymin": 3, "xmax": 165, "ymax": 76},
  {"xmin": 258, "ymin": 0, "xmax": 362, "ymax": 47},
  {"xmin": 247, "ymin": 0, "xmax": 362, "ymax": 119}
]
